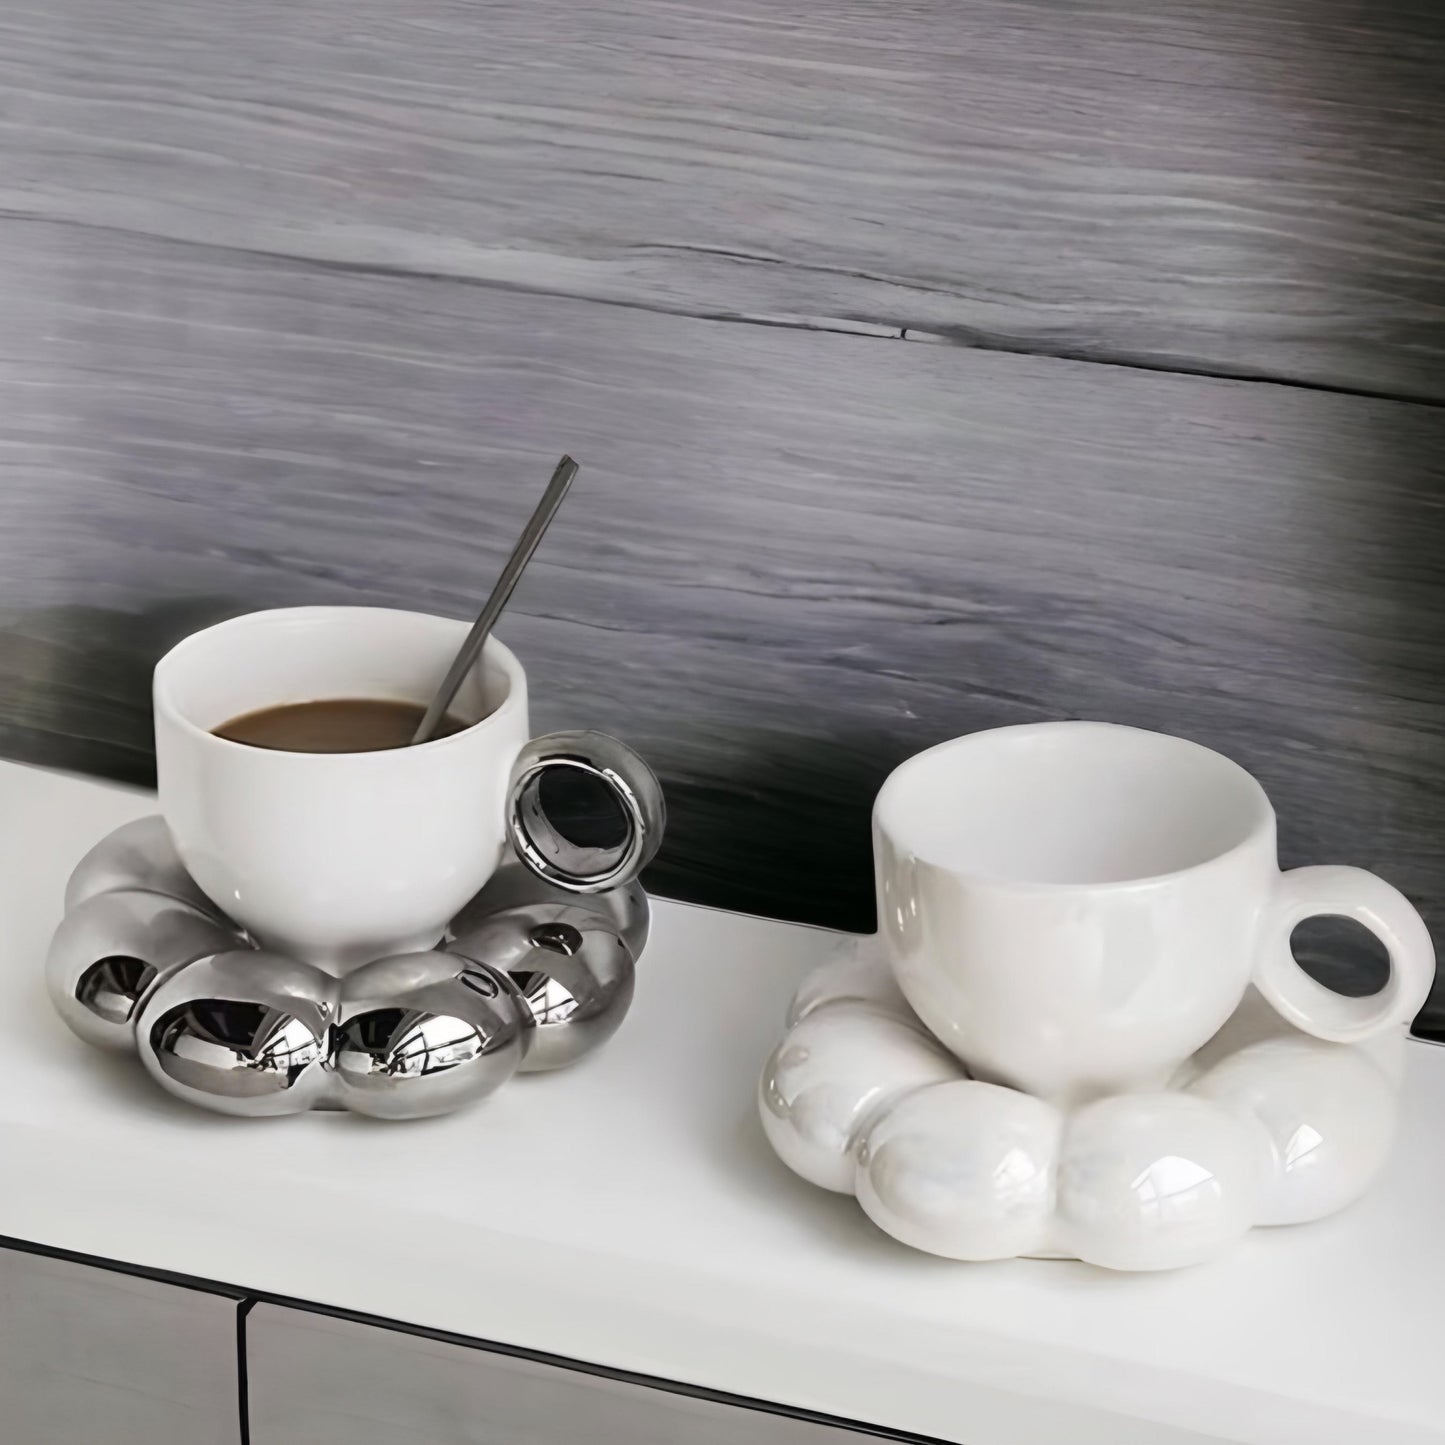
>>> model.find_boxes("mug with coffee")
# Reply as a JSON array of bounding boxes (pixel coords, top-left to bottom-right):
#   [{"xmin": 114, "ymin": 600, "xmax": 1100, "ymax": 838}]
[
  {"xmin": 154, "ymin": 607, "xmax": 663, "ymax": 969},
  {"xmin": 874, "ymin": 721, "xmax": 1435, "ymax": 1103}
]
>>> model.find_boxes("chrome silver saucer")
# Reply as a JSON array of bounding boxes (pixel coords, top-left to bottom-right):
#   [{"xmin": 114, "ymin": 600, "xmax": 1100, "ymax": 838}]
[{"xmin": 47, "ymin": 820, "xmax": 651, "ymax": 1120}]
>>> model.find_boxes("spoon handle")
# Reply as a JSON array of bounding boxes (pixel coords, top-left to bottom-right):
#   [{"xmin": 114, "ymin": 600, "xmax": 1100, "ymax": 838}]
[{"xmin": 411, "ymin": 455, "xmax": 579, "ymax": 744}]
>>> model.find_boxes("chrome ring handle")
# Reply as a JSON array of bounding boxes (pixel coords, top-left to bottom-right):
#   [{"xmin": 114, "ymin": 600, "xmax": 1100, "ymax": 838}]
[{"xmin": 507, "ymin": 731, "xmax": 665, "ymax": 894}]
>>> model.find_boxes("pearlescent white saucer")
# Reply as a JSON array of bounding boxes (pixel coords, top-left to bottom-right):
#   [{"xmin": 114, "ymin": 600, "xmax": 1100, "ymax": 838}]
[{"xmin": 759, "ymin": 936, "xmax": 1404, "ymax": 1271}]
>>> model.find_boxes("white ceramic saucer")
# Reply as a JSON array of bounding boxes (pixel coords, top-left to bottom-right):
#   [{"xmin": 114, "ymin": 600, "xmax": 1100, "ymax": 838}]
[{"xmin": 759, "ymin": 936, "xmax": 1404, "ymax": 1271}]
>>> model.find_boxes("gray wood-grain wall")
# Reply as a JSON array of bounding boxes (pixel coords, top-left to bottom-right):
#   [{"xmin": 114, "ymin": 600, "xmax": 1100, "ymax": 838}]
[{"xmin": 0, "ymin": 1, "xmax": 1442, "ymax": 1026}]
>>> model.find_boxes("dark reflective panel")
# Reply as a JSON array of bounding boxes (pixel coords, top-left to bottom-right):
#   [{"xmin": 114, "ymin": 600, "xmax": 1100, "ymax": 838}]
[{"xmin": 75, "ymin": 954, "xmax": 156, "ymax": 1027}]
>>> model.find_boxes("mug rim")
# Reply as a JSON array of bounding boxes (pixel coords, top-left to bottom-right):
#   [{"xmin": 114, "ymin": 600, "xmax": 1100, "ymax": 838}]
[
  {"xmin": 873, "ymin": 720, "xmax": 1274, "ymax": 892},
  {"xmin": 153, "ymin": 605, "xmax": 526, "ymax": 762}
]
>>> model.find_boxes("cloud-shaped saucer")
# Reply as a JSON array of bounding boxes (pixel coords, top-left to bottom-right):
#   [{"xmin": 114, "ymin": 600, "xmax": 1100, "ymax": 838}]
[{"xmin": 760, "ymin": 936, "xmax": 1403, "ymax": 1271}]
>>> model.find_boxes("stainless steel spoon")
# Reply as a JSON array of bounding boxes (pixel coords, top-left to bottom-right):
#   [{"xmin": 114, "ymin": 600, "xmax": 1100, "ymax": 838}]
[{"xmin": 411, "ymin": 454, "xmax": 579, "ymax": 744}]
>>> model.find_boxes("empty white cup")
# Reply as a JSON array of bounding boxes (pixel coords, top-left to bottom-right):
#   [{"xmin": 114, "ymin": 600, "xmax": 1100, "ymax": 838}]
[{"xmin": 874, "ymin": 721, "xmax": 1434, "ymax": 1103}]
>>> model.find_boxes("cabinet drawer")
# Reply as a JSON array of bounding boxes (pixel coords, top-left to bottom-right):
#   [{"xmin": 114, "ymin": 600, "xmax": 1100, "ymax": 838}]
[
  {"xmin": 0, "ymin": 1244, "xmax": 241, "ymax": 1445},
  {"xmin": 248, "ymin": 1302, "xmax": 900, "ymax": 1445}
]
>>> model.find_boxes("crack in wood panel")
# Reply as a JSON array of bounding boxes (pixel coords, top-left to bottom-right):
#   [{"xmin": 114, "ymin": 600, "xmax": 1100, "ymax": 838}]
[{"xmin": 0, "ymin": 0, "xmax": 1442, "ymax": 399}]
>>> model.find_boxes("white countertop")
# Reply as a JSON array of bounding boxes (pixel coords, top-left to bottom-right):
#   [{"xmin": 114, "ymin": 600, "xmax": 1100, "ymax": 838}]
[{"xmin": 0, "ymin": 760, "xmax": 1441, "ymax": 1445}]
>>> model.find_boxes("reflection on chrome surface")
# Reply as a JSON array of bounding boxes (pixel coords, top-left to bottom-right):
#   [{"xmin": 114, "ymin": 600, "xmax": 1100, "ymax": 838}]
[
  {"xmin": 330, "ymin": 951, "xmax": 527, "ymax": 1119},
  {"xmin": 450, "ymin": 903, "xmax": 635, "ymax": 1072},
  {"xmin": 150, "ymin": 998, "xmax": 328, "ymax": 1098}
]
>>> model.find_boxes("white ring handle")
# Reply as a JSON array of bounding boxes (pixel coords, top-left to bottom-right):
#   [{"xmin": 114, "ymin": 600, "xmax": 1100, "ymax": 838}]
[{"xmin": 1253, "ymin": 866, "xmax": 1435, "ymax": 1042}]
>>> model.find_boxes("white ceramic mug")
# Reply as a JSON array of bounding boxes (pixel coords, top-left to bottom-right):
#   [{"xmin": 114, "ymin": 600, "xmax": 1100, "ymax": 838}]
[
  {"xmin": 874, "ymin": 721, "xmax": 1435, "ymax": 1103},
  {"xmin": 154, "ymin": 607, "xmax": 662, "ymax": 969}
]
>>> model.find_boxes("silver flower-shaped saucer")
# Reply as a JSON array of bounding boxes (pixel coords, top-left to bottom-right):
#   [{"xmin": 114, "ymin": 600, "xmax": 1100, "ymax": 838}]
[{"xmin": 47, "ymin": 818, "xmax": 650, "ymax": 1120}]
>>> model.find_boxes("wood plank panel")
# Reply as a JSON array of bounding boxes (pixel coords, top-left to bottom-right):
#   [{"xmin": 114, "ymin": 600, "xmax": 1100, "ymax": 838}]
[
  {"xmin": 0, "ymin": 220, "xmax": 1441, "ymax": 1023},
  {"xmin": 0, "ymin": 1245, "xmax": 241, "ymax": 1445},
  {"xmin": 1, "ymin": 0, "xmax": 1442, "ymax": 398}
]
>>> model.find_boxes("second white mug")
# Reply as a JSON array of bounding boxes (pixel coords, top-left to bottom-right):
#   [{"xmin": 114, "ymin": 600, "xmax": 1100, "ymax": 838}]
[{"xmin": 874, "ymin": 721, "xmax": 1434, "ymax": 1103}]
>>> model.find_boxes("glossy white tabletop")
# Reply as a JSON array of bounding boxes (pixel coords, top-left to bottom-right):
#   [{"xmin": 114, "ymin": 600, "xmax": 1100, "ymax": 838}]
[{"xmin": 0, "ymin": 760, "xmax": 1440, "ymax": 1445}]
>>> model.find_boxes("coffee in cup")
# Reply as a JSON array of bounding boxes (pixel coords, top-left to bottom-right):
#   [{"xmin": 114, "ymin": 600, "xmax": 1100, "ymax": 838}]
[
  {"xmin": 213, "ymin": 698, "xmax": 469, "ymax": 752},
  {"xmin": 154, "ymin": 607, "xmax": 663, "ymax": 969}
]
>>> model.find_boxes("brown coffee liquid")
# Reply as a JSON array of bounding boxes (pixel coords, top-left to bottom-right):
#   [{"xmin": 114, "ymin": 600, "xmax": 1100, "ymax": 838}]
[{"xmin": 213, "ymin": 698, "xmax": 469, "ymax": 753}]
